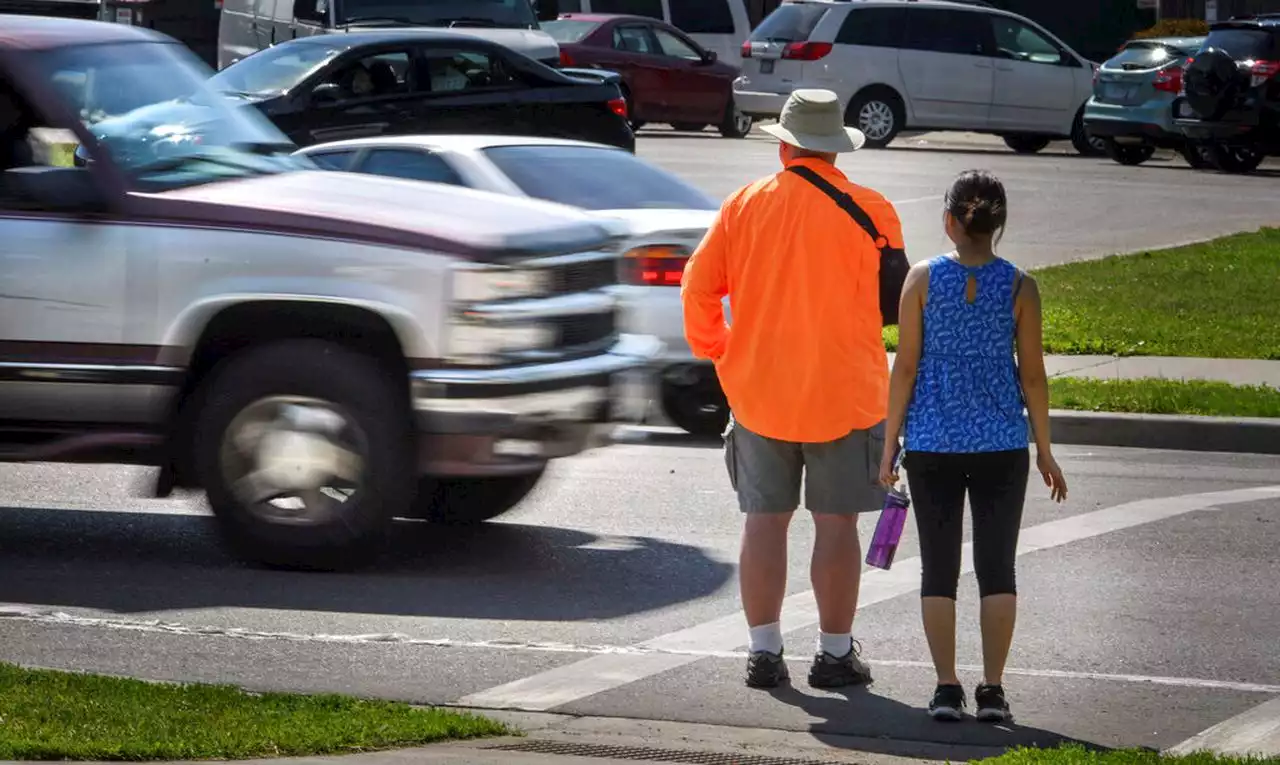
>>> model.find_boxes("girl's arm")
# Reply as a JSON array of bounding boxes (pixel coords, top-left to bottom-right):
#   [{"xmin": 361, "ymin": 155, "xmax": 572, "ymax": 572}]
[
  {"xmin": 880, "ymin": 262, "xmax": 929, "ymax": 483},
  {"xmin": 1015, "ymin": 275, "xmax": 1068, "ymax": 501}
]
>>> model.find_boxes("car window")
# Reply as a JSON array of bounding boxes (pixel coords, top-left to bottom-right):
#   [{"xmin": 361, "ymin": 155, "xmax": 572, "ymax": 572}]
[
  {"xmin": 316, "ymin": 51, "xmax": 412, "ymax": 101},
  {"xmin": 482, "ymin": 144, "xmax": 716, "ymax": 211},
  {"xmin": 591, "ymin": 0, "xmax": 661, "ymax": 19},
  {"xmin": 335, "ymin": 0, "xmax": 536, "ymax": 27},
  {"xmin": 292, "ymin": 0, "xmax": 327, "ymax": 25},
  {"xmin": 835, "ymin": 7, "xmax": 906, "ymax": 47},
  {"xmin": 1203, "ymin": 28, "xmax": 1278, "ymax": 59},
  {"xmin": 356, "ymin": 148, "xmax": 465, "ymax": 185},
  {"xmin": 1106, "ymin": 42, "xmax": 1191, "ymax": 70},
  {"xmin": 902, "ymin": 8, "xmax": 992, "ymax": 56},
  {"xmin": 749, "ymin": 3, "xmax": 828, "ymax": 43},
  {"xmin": 411, "ymin": 49, "xmax": 524, "ymax": 93},
  {"xmin": 210, "ymin": 42, "xmax": 344, "ymax": 96},
  {"xmin": 653, "ymin": 28, "xmax": 702, "ymax": 60},
  {"xmin": 542, "ymin": 19, "xmax": 602, "ymax": 43},
  {"xmin": 991, "ymin": 16, "xmax": 1063, "ymax": 65},
  {"xmin": 558, "ymin": 0, "xmax": 582, "ymax": 10},
  {"xmin": 613, "ymin": 25, "xmax": 659, "ymax": 55},
  {"xmin": 307, "ymin": 149, "xmax": 357, "ymax": 170},
  {"xmin": 669, "ymin": 0, "xmax": 734, "ymax": 35}
]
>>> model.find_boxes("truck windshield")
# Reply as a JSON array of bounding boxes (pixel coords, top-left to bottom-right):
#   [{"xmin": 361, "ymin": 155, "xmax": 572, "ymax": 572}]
[
  {"xmin": 40, "ymin": 41, "xmax": 312, "ymax": 191},
  {"xmin": 339, "ymin": 0, "xmax": 537, "ymax": 28}
]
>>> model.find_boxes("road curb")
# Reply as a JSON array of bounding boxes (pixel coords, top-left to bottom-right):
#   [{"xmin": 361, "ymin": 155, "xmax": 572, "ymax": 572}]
[{"xmin": 1051, "ymin": 409, "xmax": 1280, "ymax": 455}]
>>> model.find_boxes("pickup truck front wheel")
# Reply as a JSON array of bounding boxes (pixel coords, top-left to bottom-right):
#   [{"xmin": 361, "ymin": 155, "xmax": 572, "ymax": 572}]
[
  {"xmin": 414, "ymin": 468, "xmax": 546, "ymax": 525},
  {"xmin": 193, "ymin": 340, "xmax": 414, "ymax": 571}
]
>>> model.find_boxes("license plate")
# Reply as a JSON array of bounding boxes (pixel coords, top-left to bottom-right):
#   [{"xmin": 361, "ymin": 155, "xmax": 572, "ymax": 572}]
[
  {"xmin": 760, "ymin": 60, "xmax": 774, "ymax": 74},
  {"xmin": 114, "ymin": 7, "xmax": 133, "ymax": 23},
  {"xmin": 1177, "ymin": 100, "xmax": 1196, "ymax": 118},
  {"xmin": 1101, "ymin": 82, "xmax": 1134, "ymax": 101}
]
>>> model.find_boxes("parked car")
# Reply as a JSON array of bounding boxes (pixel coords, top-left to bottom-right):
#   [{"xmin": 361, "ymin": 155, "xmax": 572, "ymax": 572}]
[
  {"xmin": 293, "ymin": 134, "xmax": 732, "ymax": 436},
  {"xmin": 544, "ymin": 13, "xmax": 751, "ymax": 137},
  {"xmin": 733, "ymin": 0, "xmax": 1105, "ymax": 155},
  {"xmin": 207, "ymin": 30, "xmax": 635, "ymax": 151},
  {"xmin": 554, "ymin": 0, "xmax": 751, "ymax": 66},
  {"xmin": 1173, "ymin": 15, "xmax": 1280, "ymax": 174},
  {"xmin": 0, "ymin": 16, "xmax": 659, "ymax": 570},
  {"xmin": 216, "ymin": 0, "xmax": 560, "ymax": 70},
  {"xmin": 1084, "ymin": 35, "xmax": 1211, "ymax": 167}
]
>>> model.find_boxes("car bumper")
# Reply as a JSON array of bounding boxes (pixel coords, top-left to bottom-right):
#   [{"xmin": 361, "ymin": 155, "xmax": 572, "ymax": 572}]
[
  {"xmin": 411, "ymin": 333, "xmax": 662, "ymax": 476},
  {"xmin": 1083, "ymin": 99, "xmax": 1184, "ymax": 145},
  {"xmin": 733, "ymin": 81, "xmax": 790, "ymax": 118},
  {"xmin": 1172, "ymin": 97, "xmax": 1267, "ymax": 141}
]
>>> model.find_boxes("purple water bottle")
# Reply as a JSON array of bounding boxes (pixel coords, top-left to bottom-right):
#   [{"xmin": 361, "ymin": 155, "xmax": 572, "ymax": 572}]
[{"xmin": 866, "ymin": 448, "xmax": 909, "ymax": 570}]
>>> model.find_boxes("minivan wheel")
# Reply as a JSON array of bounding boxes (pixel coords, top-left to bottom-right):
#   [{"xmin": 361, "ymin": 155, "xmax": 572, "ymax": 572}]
[
  {"xmin": 1103, "ymin": 138, "xmax": 1155, "ymax": 166},
  {"xmin": 846, "ymin": 90, "xmax": 903, "ymax": 148},
  {"xmin": 1004, "ymin": 135, "xmax": 1052, "ymax": 154},
  {"xmin": 414, "ymin": 468, "xmax": 547, "ymax": 526},
  {"xmin": 194, "ymin": 340, "xmax": 414, "ymax": 571},
  {"xmin": 1205, "ymin": 144, "xmax": 1266, "ymax": 174}
]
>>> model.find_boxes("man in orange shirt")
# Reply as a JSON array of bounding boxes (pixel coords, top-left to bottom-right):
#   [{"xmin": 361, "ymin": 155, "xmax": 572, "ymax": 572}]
[{"xmin": 681, "ymin": 89, "xmax": 907, "ymax": 690}]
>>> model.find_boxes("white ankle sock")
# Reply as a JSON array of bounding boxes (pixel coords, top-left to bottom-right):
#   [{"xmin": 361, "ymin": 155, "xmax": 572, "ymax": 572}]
[
  {"xmin": 748, "ymin": 622, "xmax": 783, "ymax": 655},
  {"xmin": 819, "ymin": 632, "xmax": 852, "ymax": 658}
]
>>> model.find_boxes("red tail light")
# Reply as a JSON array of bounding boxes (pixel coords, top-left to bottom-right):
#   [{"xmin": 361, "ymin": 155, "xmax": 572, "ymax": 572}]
[
  {"xmin": 608, "ymin": 97, "xmax": 627, "ymax": 118},
  {"xmin": 1153, "ymin": 63, "xmax": 1183, "ymax": 93},
  {"xmin": 623, "ymin": 244, "xmax": 690, "ymax": 287},
  {"xmin": 781, "ymin": 41, "xmax": 832, "ymax": 61},
  {"xmin": 559, "ymin": 49, "xmax": 575, "ymax": 67},
  {"xmin": 741, "ymin": 40, "xmax": 752, "ymax": 58},
  {"xmin": 1251, "ymin": 60, "xmax": 1280, "ymax": 86}
]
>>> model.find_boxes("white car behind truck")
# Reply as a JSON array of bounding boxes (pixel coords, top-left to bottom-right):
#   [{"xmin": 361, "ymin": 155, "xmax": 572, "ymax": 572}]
[{"xmin": 1, "ymin": 17, "xmax": 658, "ymax": 570}]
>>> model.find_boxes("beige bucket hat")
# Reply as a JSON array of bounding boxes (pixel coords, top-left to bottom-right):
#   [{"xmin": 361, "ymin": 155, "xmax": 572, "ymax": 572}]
[{"xmin": 760, "ymin": 89, "xmax": 866, "ymax": 154}]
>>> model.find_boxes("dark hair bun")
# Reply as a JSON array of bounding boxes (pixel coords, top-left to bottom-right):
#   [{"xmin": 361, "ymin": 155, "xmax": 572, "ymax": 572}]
[{"xmin": 946, "ymin": 170, "xmax": 1007, "ymax": 237}]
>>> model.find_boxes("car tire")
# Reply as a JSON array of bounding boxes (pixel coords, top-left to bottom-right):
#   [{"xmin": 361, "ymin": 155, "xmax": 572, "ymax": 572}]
[
  {"xmin": 1003, "ymin": 135, "xmax": 1052, "ymax": 154},
  {"xmin": 1103, "ymin": 139, "xmax": 1155, "ymax": 166},
  {"xmin": 1071, "ymin": 110, "xmax": 1107, "ymax": 156},
  {"xmin": 846, "ymin": 88, "xmax": 903, "ymax": 149},
  {"xmin": 662, "ymin": 384, "xmax": 730, "ymax": 438},
  {"xmin": 1205, "ymin": 144, "xmax": 1266, "ymax": 174},
  {"xmin": 1179, "ymin": 143, "xmax": 1214, "ymax": 169},
  {"xmin": 193, "ymin": 340, "xmax": 414, "ymax": 571},
  {"xmin": 718, "ymin": 96, "xmax": 753, "ymax": 139},
  {"xmin": 414, "ymin": 468, "xmax": 546, "ymax": 526},
  {"xmin": 673, "ymin": 122, "xmax": 706, "ymax": 132}
]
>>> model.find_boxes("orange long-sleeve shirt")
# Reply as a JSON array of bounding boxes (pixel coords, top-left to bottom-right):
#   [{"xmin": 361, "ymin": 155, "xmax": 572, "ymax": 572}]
[{"xmin": 680, "ymin": 157, "xmax": 901, "ymax": 443}]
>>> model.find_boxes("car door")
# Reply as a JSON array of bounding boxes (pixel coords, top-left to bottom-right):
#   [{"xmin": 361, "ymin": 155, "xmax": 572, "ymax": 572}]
[
  {"xmin": 650, "ymin": 25, "xmax": 724, "ymax": 123},
  {"xmin": 405, "ymin": 43, "xmax": 522, "ymax": 137},
  {"xmin": 252, "ymin": 0, "xmax": 280, "ymax": 49},
  {"xmin": 897, "ymin": 6, "xmax": 995, "ymax": 129},
  {"xmin": 278, "ymin": 48, "xmax": 415, "ymax": 145},
  {"xmin": 667, "ymin": 0, "xmax": 743, "ymax": 66},
  {"xmin": 986, "ymin": 13, "xmax": 1080, "ymax": 134},
  {"xmin": 608, "ymin": 23, "xmax": 670, "ymax": 120}
]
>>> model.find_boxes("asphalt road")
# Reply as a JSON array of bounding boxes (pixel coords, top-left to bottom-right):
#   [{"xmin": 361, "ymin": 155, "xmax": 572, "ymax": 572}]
[
  {"xmin": 1, "ymin": 435, "xmax": 1278, "ymax": 757},
  {"xmin": 635, "ymin": 127, "xmax": 1280, "ymax": 269}
]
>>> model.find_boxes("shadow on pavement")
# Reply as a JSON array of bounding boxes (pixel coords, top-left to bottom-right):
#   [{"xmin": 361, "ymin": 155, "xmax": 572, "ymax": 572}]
[
  {"xmin": 768, "ymin": 684, "xmax": 1108, "ymax": 760},
  {"xmin": 0, "ymin": 506, "xmax": 733, "ymax": 621}
]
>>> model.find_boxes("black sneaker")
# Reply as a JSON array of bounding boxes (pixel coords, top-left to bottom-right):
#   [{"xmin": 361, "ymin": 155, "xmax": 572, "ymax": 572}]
[
  {"xmin": 975, "ymin": 683, "xmax": 1011, "ymax": 722},
  {"xmin": 807, "ymin": 639, "xmax": 873, "ymax": 688},
  {"xmin": 745, "ymin": 650, "xmax": 789, "ymax": 688},
  {"xmin": 928, "ymin": 684, "xmax": 967, "ymax": 721}
]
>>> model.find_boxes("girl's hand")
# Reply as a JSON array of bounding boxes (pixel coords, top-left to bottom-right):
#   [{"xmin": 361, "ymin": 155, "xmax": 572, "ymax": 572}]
[
  {"xmin": 878, "ymin": 445, "xmax": 900, "ymax": 487},
  {"xmin": 1037, "ymin": 451, "xmax": 1068, "ymax": 503}
]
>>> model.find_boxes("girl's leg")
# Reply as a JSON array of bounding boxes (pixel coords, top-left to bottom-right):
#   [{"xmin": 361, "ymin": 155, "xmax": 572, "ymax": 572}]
[
  {"xmin": 905, "ymin": 452, "xmax": 968, "ymax": 686},
  {"xmin": 968, "ymin": 449, "xmax": 1031, "ymax": 687}
]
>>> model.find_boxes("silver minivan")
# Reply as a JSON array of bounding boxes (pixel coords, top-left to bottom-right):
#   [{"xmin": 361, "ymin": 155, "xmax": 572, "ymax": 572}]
[{"xmin": 217, "ymin": 0, "xmax": 562, "ymax": 70}]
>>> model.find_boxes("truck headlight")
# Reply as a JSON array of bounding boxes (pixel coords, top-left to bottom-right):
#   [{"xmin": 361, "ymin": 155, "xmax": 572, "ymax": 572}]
[
  {"xmin": 451, "ymin": 263, "xmax": 551, "ymax": 303},
  {"xmin": 446, "ymin": 319, "xmax": 556, "ymax": 361}
]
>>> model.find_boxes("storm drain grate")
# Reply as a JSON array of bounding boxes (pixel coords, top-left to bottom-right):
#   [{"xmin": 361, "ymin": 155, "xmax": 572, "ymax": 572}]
[{"xmin": 488, "ymin": 739, "xmax": 851, "ymax": 765}]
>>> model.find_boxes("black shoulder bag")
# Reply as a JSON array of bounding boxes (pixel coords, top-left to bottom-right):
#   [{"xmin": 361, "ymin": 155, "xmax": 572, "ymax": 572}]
[{"xmin": 787, "ymin": 165, "xmax": 912, "ymax": 327}]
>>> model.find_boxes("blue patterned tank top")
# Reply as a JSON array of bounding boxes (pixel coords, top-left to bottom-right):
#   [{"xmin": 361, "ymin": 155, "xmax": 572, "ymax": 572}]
[{"xmin": 904, "ymin": 254, "xmax": 1029, "ymax": 454}]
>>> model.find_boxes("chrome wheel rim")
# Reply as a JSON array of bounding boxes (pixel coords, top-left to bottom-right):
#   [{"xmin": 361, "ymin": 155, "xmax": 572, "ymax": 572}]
[
  {"xmin": 733, "ymin": 108, "xmax": 753, "ymax": 135},
  {"xmin": 858, "ymin": 101, "xmax": 894, "ymax": 141},
  {"xmin": 219, "ymin": 396, "xmax": 368, "ymax": 526}
]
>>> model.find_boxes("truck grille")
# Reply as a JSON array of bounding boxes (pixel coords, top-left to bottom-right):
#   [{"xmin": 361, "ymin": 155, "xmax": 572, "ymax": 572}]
[
  {"xmin": 552, "ymin": 311, "xmax": 615, "ymax": 349},
  {"xmin": 551, "ymin": 256, "xmax": 618, "ymax": 295}
]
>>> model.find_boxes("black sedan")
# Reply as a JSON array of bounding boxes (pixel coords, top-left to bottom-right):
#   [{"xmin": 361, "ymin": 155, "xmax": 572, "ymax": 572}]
[{"xmin": 207, "ymin": 30, "xmax": 635, "ymax": 152}]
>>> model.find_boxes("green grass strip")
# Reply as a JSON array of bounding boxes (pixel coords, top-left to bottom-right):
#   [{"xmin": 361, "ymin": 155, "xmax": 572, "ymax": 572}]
[
  {"xmin": 0, "ymin": 663, "xmax": 509, "ymax": 761},
  {"xmin": 974, "ymin": 743, "xmax": 1280, "ymax": 765},
  {"xmin": 1049, "ymin": 377, "xmax": 1280, "ymax": 418}
]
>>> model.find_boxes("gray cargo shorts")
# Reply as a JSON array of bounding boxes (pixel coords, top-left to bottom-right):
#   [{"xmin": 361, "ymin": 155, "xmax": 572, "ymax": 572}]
[{"xmin": 723, "ymin": 415, "xmax": 888, "ymax": 515}]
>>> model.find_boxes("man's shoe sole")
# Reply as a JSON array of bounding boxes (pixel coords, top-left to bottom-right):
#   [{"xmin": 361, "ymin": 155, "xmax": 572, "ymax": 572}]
[
  {"xmin": 807, "ymin": 671, "xmax": 872, "ymax": 689},
  {"xmin": 976, "ymin": 708, "xmax": 1010, "ymax": 723},
  {"xmin": 929, "ymin": 706, "xmax": 965, "ymax": 722}
]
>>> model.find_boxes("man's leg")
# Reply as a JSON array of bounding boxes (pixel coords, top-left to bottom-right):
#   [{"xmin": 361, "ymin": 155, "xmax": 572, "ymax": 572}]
[
  {"xmin": 800, "ymin": 422, "xmax": 888, "ymax": 688},
  {"xmin": 723, "ymin": 416, "xmax": 803, "ymax": 688}
]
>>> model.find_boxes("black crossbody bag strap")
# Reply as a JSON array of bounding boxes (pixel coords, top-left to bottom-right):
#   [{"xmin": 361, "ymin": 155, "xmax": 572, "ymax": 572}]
[{"xmin": 787, "ymin": 165, "xmax": 911, "ymax": 326}]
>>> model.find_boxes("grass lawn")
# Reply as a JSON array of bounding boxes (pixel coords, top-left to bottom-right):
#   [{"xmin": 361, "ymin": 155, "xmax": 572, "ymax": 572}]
[
  {"xmin": 1049, "ymin": 377, "xmax": 1280, "ymax": 418},
  {"xmin": 975, "ymin": 744, "xmax": 1280, "ymax": 765},
  {"xmin": 884, "ymin": 227, "xmax": 1280, "ymax": 359},
  {"xmin": 0, "ymin": 663, "xmax": 509, "ymax": 761}
]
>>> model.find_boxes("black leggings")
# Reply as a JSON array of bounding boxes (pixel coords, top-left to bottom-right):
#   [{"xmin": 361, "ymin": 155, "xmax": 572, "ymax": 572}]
[{"xmin": 904, "ymin": 449, "xmax": 1030, "ymax": 600}]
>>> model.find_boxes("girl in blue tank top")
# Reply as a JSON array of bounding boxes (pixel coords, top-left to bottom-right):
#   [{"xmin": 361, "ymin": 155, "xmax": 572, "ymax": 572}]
[{"xmin": 877, "ymin": 170, "xmax": 1068, "ymax": 725}]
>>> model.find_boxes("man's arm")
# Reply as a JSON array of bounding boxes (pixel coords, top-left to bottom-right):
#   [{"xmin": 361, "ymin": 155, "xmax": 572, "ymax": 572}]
[{"xmin": 680, "ymin": 200, "xmax": 733, "ymax": 361}]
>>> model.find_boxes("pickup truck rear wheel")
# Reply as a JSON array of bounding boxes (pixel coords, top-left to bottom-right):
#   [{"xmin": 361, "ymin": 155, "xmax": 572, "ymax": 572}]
[
  {"xmin": 193, "ymin": 340, "xmax": 414, "ymax": 571},
  {"xmin": 415, "ymin": 468, "xmax": 546, "ymax": 525}
]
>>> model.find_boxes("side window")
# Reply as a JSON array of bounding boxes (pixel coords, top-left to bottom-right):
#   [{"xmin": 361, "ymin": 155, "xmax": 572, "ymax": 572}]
[
  {"xmin": 355, "ymin": 149, "xmax": 466, "ymax": 185},
  {"xmin": 836, "ymin": 7, "xmax": 906, "ymax": 47},
  {"xmin": 307, "ymin": 149, "xmax": 357, "ymax": 170},
  {"xmin": 653, "ymin": 28, "xmax": 702, "ymax": 60},
  {"xmin": 292, "ymin": 0, "xmax": 326, "ymax": 24},
  {"xmin": 1, "ymin": 78, "xmax": 82, "ymax": 210},
  {"xmin": 612, "ymin": 25, "xmax": 659, "ymax": 55},
  {"xmin": 990, "ymin": 16, "xmax": 1064, "ymax": 65},
  {"xmin": 902, "ymin": 8, "xmax": 993, "ymax": 56},
  {"xmin": 411, "ymin": 49, "xmax": 523, "ymax": 93},
  {"xmin": 320, "ymin": 50, "xmax": 411, "ymax": 101},
  {"xmin": 592, "ymin": 0, "xmax": 662, "ymax": 20},
  {"xmin": 669, "ymin": 0, "xmax": 734, "ymax": 35},
  {"xmin": 558, "ymin": 0, "xmax": 582, "ymax": 10}
]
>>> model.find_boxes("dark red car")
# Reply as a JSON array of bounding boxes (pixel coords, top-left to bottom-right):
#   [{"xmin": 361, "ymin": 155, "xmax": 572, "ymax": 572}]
[{"xmin": 543, "ymin": 13, "xmax": 752, "ymax": 138}]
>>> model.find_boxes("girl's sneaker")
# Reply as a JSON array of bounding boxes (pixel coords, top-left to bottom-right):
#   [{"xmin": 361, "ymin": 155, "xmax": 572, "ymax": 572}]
[
  {"xmin": 928, "ymin": 684, "xmax": 966, "ymax": 721},
  {"xmin": 975, "ymin": 683, "xmax": 1011, "ymax": 722}
]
